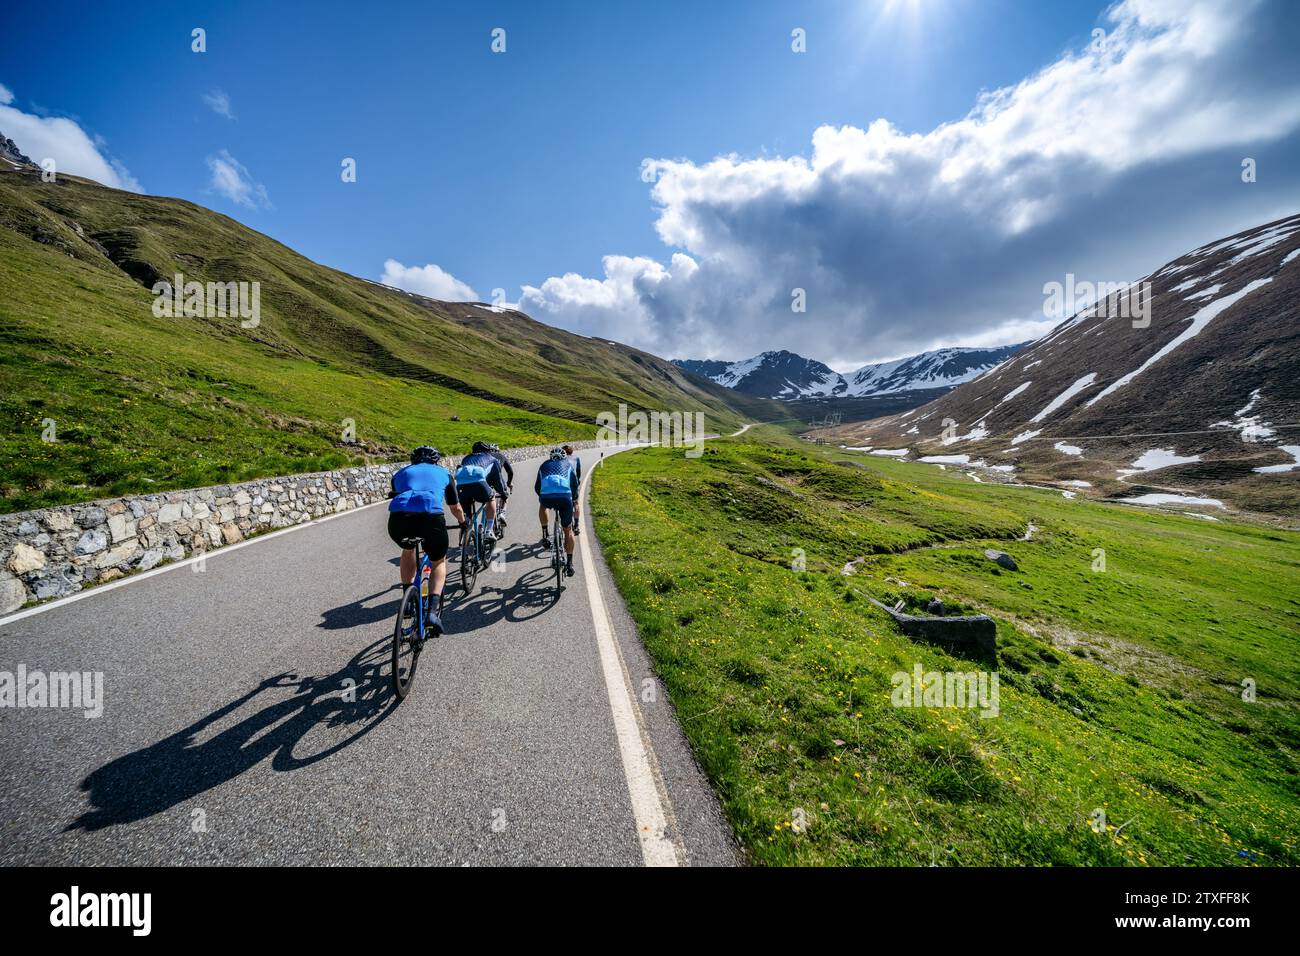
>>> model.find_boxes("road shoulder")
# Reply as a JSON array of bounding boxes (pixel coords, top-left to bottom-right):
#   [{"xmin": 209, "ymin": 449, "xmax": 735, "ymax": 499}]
[{"xmin": 583, "ymin": 452, "xmax": 743, "ymax": 866}]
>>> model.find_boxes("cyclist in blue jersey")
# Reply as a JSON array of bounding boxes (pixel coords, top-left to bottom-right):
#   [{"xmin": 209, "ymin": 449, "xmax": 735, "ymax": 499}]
[
  {"xmin": 456, "ymin": 442, "xmax": 509, "ymax": 542},
  {"xmin": 536, "ymin": 447, "xmax": 580, "ymax": 577},
  {"xmin": 388, "ymin": 446, "xmax": 465, "ymax": 634}
]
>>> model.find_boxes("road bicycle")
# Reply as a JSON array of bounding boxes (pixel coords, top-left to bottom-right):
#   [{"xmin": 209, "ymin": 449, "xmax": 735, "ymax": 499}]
[
  {"xmin": 459, "ymin": 499, "xmax": 496, "ymax": 596},
  {"xmin": 391, "ymin": 536, "xmax": 445, "ymax": 700}
]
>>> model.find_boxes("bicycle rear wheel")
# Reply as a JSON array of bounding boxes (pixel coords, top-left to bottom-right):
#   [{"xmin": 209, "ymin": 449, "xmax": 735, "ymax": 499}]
[
  {"xmin": 460, "ymin": 513, "xmax": 480, "ymax": 595},
  {"xmin": 391, "ymin": 585, "xmax": 422, "ymax": 699},
  {"xmin": 551, "ymin": 510, "xmax": 564, "ymax": 592}
]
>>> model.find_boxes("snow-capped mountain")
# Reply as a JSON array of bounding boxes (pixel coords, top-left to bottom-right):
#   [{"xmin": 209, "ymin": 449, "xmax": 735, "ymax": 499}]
[
  {"xmin": 674, "ymin": 344, "xmax": 1024, "ymax": 401},
  {"xmin": 822, "ymin": 212, "xmax": 1300, "ymax": 515},
  {"xmin": 675, "ymin": 350, "xmax": 843, "ymax": 399},
  {"xmin": 845, "ymin": 345, "xmax": 1028, "ymax": 396}
]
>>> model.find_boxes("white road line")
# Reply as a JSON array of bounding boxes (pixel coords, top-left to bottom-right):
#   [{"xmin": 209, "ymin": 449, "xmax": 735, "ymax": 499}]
[
  {"xmin": 578, "ymin": 446, "xmax": 683, "ymax": 866},
  {"xmin": 0, "ymin": 499, "xmax": 388, "ymax": 628}
]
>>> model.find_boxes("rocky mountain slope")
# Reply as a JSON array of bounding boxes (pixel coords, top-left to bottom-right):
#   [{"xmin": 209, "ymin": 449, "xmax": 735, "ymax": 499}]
[
  {"xmin": 817, "ymin": 213, "xmax": 1300, "ymax": 516},
  {"xmin": 0, "ymin": 134, "xmax": 35, "ymax": 170},
  {"xmin": 675, "ymin": 343, "xmax": 1024, "ymax": 401}
]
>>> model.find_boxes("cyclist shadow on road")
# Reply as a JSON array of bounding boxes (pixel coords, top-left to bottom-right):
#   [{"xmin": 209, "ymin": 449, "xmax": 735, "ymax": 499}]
[
  {"xmin": 67, "ymin": 637, "xmax": 397, "ymax": 833},
  {"xmin": 316, "ymin": 586, "xmax": 402, "ymax": 630},
  {"xmin": 444, "ymin": 544, "xmax": 564, "ymax": 635}
]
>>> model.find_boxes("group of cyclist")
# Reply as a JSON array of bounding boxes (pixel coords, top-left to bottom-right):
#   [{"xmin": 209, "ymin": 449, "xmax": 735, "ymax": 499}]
[{"xmin": 386, "ymin": 441, "xmax": 583, "ymax": 635}]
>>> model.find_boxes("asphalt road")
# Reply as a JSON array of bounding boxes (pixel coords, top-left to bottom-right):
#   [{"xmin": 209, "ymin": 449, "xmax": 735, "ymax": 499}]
[{"xmin": 0, "ymin": 450, "xmax": 739, "ymax": 866}]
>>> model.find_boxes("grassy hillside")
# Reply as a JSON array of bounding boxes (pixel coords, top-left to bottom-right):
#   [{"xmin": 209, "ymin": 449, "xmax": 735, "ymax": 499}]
[
  {"xmin": 0, "ymin": 168, "xmax": 778, "ymax": 512},
  {"xmin": 591, "ymin": 428, "xmax": 1300, "ymax": 865}
]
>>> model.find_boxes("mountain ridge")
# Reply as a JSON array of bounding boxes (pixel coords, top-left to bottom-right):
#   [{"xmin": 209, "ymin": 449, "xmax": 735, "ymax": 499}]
[{"xmin": 674, "ymin": 343, "xmax": 1026, "ymax": 401}]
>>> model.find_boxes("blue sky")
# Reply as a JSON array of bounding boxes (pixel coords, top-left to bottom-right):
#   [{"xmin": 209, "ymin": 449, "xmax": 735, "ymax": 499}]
[{"xmin": 3, "ymin": 0, "xmax": 1299, "ymax": 367}]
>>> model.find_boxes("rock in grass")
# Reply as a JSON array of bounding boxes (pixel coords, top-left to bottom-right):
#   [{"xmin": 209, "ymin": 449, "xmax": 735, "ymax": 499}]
[{"xmin": 984, "ymin": 549, "xmax": 1019, "ymax": 571}]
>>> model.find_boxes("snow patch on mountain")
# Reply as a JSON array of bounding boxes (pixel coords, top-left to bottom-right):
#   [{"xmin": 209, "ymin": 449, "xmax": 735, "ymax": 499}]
[
  {"xmin": 1212, "ymin": 388, "xmax": 1277, "ymax": 442},
  {"xmin": 1255, "ymin": 446, "xmax": 1300, "ymax": 474},
  {"xmin": 1117, "ymin": 448, "xmax": 1201, "ymax": 476},
  {"xmin": 1120, "ymin": 493, "xmax": 1225, "ymax": 509},
  {"xmin": 998, "ymin": 381, "xmax": 1032, "ymax": 405},
  {"xmin": 1030, "ymin": 373, "xmax": 1098, "ymax": 423}
]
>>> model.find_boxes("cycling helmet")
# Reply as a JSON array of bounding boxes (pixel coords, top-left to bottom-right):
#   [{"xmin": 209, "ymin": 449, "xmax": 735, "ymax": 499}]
[
  {"xmin": 411, "ymin": 445, "xmax": 441, "ymax": 465},
  {"xmin": 549, "ymin": 447, "xmax": 565, "ymax": 461},
  {"xmin": 472, "ymin": 440, "xmax": 492, "ymax": 453},
  {"xmin": 488, "ymin": 443, "xmax": 501, "ymax": 453}
]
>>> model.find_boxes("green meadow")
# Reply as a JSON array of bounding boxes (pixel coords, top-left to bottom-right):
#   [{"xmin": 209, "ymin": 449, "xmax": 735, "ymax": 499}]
[{"xmin": 591, "ymin": 428, "xmax": 1300, "ymax": 865}]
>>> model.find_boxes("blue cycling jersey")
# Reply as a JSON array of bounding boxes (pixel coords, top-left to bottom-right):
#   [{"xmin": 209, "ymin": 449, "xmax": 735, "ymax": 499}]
[
  {"xmin": 535, "ymin": 458, "xmax": 578, "ymax": 498},
  {"xmin": 390, "ymin": 463, "xmax": 456, "ymax": 514},
  {"xmin": 456, "ymin": 452, "xmax": 505, "ymax": 494}
]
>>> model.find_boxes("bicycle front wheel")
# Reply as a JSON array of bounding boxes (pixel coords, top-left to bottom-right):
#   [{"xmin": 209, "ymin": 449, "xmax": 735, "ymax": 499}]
[
  {"xmin": 392, "ymin": 585, "xmax": 422, "ymax": 700},
  {"xmin": 461, "ymin": 523, "xmax": 480, "ymax": 595}
]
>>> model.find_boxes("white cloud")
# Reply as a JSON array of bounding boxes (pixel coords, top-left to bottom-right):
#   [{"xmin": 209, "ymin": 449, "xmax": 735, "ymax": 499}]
[
  {"xmin": 201, "ymin": 89, "xmax": 235, "ymax": 120},
  {"xmin": 380, "ymin": 259, "xmax": 479, "ymax": 301},
  {"xmin": 521, "ymin": 0, "xmax": 1300, "ymax": 365},
  {"xmin": 205, "ymin": 149, "xmax": 270, "ymax": 209},
  {"xmin": 0, "ymin": 82, "xmax": 142, "ymax": 191}
]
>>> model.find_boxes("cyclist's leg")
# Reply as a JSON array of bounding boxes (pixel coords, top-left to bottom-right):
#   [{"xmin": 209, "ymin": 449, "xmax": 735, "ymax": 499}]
[
  {"xmin": 422, "ymin": 514, "xmax": 450, "ymax": 632},
  {"xmin": 423, "ymin": 514, "xmax": 450, "ymax": 593},
  {"xmin": 464, "ymin": 482, "xmax": 495, "ymax": 539},
  {"xmin": 493, "ymin": 473, "xmax": 509, "ymax": 527},
  {"xmin": 388, "ymin": 512, "xmax": 419, "ymax": 587},
  {"xmin": 539, "ymin": 502, "xmax": 551, "ymax": 544},
  {"xmin": 485, "ymin": 473, "xmax": 506, "ymax": 527},
  {"xmin": 430, "ymin": 557, "xmax": 448, "ymax": 597}
]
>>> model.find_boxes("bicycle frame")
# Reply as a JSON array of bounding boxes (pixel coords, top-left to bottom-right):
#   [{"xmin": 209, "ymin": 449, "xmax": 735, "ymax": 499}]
[
  {"xmin": 474, "ymin": 502, "xmax": 492, "ymax": 555},
  {"xmin": 549, "ymin": 507, "xmax": 566, "ymax": 591},
  {"xmin": 392, "ymin": 536, "xmax": 441, "ymax": 699},
  {"xmin": 462, "ymin": 501, "xmax": 492, "ymax": 566},
  {"xmin": 410, "ymin": 540, "xmax": 434, "ymax": 637}
]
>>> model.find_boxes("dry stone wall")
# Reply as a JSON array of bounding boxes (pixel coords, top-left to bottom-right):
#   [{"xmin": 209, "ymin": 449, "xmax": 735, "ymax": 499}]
[{"xmin": 0, "ymin": 441, "xmax": 604, "ymax": 613}]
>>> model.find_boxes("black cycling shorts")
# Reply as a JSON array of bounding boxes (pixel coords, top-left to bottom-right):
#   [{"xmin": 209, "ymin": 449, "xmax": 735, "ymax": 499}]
[
  {"xmin": 459, "ymin": 481, "xmax": 495, "ymax": 507},
  {"xmin": 387, "ymin": 511, "xmax": 449, "ymax": 561},
  {"xmin": 540, "ymin": 494, "xmax": 575, "ymax": 529}
]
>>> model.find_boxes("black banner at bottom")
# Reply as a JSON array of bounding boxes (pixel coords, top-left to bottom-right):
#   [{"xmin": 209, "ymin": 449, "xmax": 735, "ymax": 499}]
[{"xmin": 1, "ymin": 865, "xmax": 1292, "ymax": 941}]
